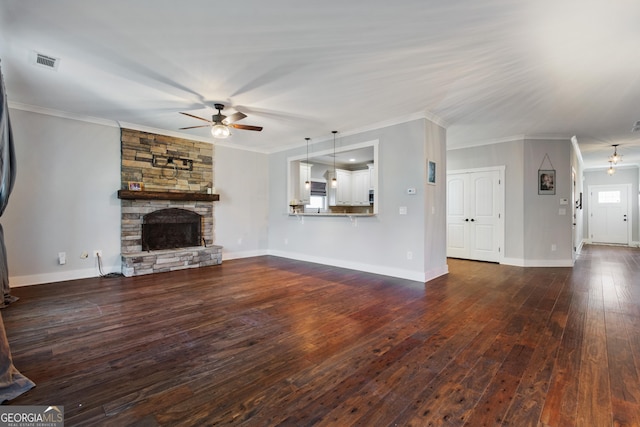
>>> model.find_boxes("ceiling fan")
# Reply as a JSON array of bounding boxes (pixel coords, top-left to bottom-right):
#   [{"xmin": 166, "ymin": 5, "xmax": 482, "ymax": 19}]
[{"xmin": 179, "ymin": 103, "xmax": 263, "ymax": 139}]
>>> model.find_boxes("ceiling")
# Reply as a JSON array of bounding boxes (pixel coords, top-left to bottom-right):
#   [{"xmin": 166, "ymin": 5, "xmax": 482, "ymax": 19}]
[{"xmin": 1, "ymin": 1, "xmax": 640, "ymax": 170}]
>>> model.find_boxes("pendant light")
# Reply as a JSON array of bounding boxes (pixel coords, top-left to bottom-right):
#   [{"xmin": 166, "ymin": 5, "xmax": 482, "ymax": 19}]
[
  {"xmin": 304, "ymin": 137, "xmax": 311, "ymax": 190},
  {"xmin": 331, "ymin": 131, "xmax": 338, "ymax": 188},
  {"xmin": 609, "ymin": 144, "xmax": 622, "ymax": 164},
  {"xmin": 607, "ymin": 161, "xmax": 616, "ymax": 175}
]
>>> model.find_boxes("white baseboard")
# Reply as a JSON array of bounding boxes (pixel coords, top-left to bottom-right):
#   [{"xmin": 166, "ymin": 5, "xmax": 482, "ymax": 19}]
[
  {"xmin": 501, "ymin": 258, "xmax": 574, "ymax": 267},
  {"xmin": 221, "ymin": 249, "xmax": 269, "ymax": 260},
  {"xmin": 268, "ymin": 249, "xmax": 448, "ymax": 283},
  {"xmin": 584, "ymin": 239, "xmax": 640, "ymax": 248},
  {"xmin": 9, "ymin": 265, "xmax": 119, "ymax": 287},
  {"xmin": 10, "ymin": 251, "xmax": 452, "ymax": 287}
]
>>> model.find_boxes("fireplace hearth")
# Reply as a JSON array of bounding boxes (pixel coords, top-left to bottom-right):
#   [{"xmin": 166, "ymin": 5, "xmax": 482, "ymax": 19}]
[{"xmin": 142, "ymin": 208, "xmax": 201, "ymax": 251}]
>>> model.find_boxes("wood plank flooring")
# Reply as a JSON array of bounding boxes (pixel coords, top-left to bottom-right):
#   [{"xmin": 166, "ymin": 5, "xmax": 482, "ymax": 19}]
[{"xmin": 2, "ymin": 244, "xmax": 640, "ymax": 426}]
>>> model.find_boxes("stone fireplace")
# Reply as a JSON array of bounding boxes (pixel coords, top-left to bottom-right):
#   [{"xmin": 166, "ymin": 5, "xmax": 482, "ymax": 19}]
[{"xmin": 118, "ymin": 129, "xmax": 222, "ymax": 277}]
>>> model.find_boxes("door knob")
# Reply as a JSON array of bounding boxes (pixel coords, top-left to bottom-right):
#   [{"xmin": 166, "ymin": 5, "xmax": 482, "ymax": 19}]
[
  {"xmin": 470, "ymin": 219, "xmax": 475, "ymax": 222},
  {"xmin": 465, "ymin": 218, "xmax": 469, "ymax": 222}
]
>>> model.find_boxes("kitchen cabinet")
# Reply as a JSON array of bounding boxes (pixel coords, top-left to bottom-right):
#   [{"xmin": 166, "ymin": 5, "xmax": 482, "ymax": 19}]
[
  {"xmin": 328, "ymin": 169, "xmax": 351, "ymax": 206},
  {"xmin": 327, "ymin": 168, "xmax": 371, "ymax": 206},
  {"xmin": 299, "ymin": 162, "xmax": 312, "ymax": 204},
  {"xmin": 351, "ymin": 169, "xmax": 370, "ymax": 206}
]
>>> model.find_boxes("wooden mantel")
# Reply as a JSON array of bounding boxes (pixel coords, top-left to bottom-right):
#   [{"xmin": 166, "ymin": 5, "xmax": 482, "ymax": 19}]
[{"xmin": 117, "ymin": 190, "xmax": 219, "ymax": 202}]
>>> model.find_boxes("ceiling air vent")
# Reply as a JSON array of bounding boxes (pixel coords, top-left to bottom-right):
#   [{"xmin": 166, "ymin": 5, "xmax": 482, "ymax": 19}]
[{"xmin": 32, "ymin": 52, "xmax": 60, "ymax": 70}]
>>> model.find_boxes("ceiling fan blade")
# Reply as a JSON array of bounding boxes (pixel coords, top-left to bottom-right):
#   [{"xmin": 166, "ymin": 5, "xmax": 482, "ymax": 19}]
[
  {"xmin": 179, "ymin": 112, "xmax": 213, "ymax": 123},
  {"xmin": 230, "ymin": 123, "xmax": 263, "ymax": 131},
  {"xmin": 179, "ymin": 124, "xmax": 211, "ymax": 130},
  {"xmin": 223, "ymin": 112, "xmax": 247, "ymax": 125}
]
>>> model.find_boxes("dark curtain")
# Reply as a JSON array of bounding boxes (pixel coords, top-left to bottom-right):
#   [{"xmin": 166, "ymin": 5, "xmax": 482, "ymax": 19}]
[{"xmin": 0, "ymin": 61, "xmax": 35, "ymax": 401}]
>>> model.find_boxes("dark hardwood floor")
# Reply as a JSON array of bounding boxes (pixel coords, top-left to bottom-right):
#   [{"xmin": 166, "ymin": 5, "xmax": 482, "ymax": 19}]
[{"xmin": 2, "ymin": 244, "xmax": 640, "ymax": 426}]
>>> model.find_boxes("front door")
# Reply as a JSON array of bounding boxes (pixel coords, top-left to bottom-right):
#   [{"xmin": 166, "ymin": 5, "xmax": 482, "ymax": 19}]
[
  {"xmin": 588, "ymin": 184, "xmax": 630, "ymax": 245},
  {"xmin": 447, "ymin": 169, "xmax": 502, "ymax": 262}
]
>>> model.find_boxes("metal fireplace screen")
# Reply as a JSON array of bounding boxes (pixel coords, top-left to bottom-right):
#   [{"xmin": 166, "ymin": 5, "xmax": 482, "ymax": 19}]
[{"xmin": 142, "ymin": 208, "xmax": 202, "ymax": 251}]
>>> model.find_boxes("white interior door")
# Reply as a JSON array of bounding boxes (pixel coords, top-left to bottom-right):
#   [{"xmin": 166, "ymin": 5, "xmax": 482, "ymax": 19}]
[
  {"xmin": 446, "ymin": 175, "xmax": 468, "ymax": 258},
  {"xmin": 447, "ymin": 169, "xmax": 502, "ymax": 262},
  {"xmin": 589, "ymin": 184, "xmax": 630, "ymax": 245}
]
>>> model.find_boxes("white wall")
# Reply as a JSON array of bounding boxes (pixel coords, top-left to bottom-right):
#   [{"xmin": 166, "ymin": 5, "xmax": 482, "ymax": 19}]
[
  {"xmin": 523, "ymin": 139, "xmax": 573, "ymax": 265},
  {"xmin": 214, "ymin": 145, "xmax": 269, "ymax": 259},
  {"xmin": 448, "ymin": 137, "xmax": 575, "ymax": 266},
  {"xmin": 447, "ymin": 140, "xmax": 525, "ymax": 260},
  {"xmin": 5, "ymin": 109, "xmax": 121, "ymax": 285},
  {"xmin": 267, "ymin": 118, "xmax": 448, "ymax": 282}
]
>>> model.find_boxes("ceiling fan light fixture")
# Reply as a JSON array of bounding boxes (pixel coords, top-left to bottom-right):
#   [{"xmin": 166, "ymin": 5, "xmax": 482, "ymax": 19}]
[{"xmin": 211, "ymin": 124, "xmax": 230, "ymax": 139}]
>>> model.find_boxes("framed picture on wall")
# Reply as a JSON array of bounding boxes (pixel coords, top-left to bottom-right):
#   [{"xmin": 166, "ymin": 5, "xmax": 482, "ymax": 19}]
[
  {"xmin": 538, "ymin": 170, "xmax": 555, "ymax": 195},
  {"xmin": 427, "ymin": 160, "xmax": 436, "ymax": 185}
]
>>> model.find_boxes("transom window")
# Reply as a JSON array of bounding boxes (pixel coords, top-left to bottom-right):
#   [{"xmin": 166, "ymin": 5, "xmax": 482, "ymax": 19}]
[{"xmin": 598, "ymin": 191, "xmax": 621, "ymax": 204}]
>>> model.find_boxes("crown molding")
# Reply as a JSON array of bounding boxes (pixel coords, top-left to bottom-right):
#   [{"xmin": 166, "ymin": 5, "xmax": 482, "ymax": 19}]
[
  {"xmin": 7, "ymin": 101, "xmax": 270, "ymax": 154},
  {"xmin": 8, "ymin": 101, "xmax": 119, "ymax": 128},
  {"xmin": 8, "ymin": 101, "xmax": 447, "ymax": 156},
  {"xmin": 448, "ymin": 134, "xmax": 573, "ymax": 151},
  {"xmin": 268, "ymin": 109, "xmax": 448, "ymax": 154}
]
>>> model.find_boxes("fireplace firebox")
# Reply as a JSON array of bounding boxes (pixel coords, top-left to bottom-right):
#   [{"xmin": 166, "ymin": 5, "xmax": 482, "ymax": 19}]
[{"xmin": 142, "ymin": 208, "xmax": 202, "ymax": 251}]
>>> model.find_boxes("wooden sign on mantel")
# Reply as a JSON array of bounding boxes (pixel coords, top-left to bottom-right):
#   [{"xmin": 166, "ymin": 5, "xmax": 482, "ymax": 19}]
[{"xmin": 117, "ymin": 190, "xmax": 219, "ymax": 202}]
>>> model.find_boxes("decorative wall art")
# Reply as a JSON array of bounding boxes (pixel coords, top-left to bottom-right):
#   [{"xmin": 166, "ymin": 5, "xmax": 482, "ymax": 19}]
[
  {"xmin": 538, "ymin": 170, "xmax": 555, "ymax": 195},
  {"xmin": 538, "ymin": 153, "xmax": 555, "ymax": 195},
  {"xmin": 427, "ymin": 160, "xmax": 436, "ymax": 185}
]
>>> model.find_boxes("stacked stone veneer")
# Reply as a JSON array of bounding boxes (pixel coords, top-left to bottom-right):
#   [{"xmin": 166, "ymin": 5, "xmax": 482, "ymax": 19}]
[{"xmin": 120, "ymin": 129, "xmax": 221, "ymax": 277}]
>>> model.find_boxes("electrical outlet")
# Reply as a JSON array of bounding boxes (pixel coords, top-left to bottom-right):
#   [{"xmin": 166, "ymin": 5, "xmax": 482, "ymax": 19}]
[
  {"xmin": 58, "ymin": 252, "xmax": 66, "ymax": 265},
  {"xmin": 80, "ymin": 251, "xmax": 89, "ymax": 259},
  {"xmin": 407, "ymin": 251, "xmax": 413, "ymax": 260},
  {"xmin": 93, "ymin": 250, "xmax": 102, "ymax": 258}
]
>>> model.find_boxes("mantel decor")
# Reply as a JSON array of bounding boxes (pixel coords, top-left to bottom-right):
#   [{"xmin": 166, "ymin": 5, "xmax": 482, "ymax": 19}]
[{"xmin": 538, "ymin": 153, "xmax": 555, "ymax": 195}]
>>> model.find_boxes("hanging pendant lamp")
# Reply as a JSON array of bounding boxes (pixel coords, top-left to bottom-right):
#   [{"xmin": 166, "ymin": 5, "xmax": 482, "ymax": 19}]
[
  {"xmin": 304, "ymin": 137, "xmax": 311, "ymax": 190},
  {"xmin": 331, "ymin": 131, "xmax": 338, "ymax": 188},
  {"xmin": 609, "ymin": 144, "xmax": 622, "ymax": 164}
]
